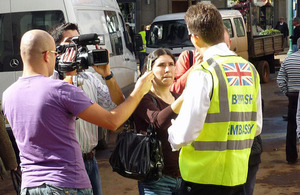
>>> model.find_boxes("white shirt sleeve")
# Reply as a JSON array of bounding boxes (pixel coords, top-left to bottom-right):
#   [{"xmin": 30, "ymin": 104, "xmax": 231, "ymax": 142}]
[
  {"xmin": 168, "ymin": 68, "xmax": 263, "ymax": 150},
  {"xmin": 168, "ymin": 70, "xmax": 212, "ymax": 150},
  {"xmin": 80, "ymin": 72, "xmax": 116, "ymax": 111},
  {"xmin": 93, "ymin": 75, "xmax": 117, "ymax": 111}
]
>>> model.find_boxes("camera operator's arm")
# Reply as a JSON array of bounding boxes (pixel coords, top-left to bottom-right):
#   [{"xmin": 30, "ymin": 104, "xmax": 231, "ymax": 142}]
[
  {"xmin": 93, "ymin": 65, "xmax": 124, "ymax": 105},
  {"xmin": 78, "ymin": 71, "xmax": 154, "ymax": 131}
]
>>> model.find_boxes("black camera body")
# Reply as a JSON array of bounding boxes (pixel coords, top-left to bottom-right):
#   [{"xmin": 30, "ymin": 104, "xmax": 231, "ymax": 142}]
[{"xmin": 55, "ymin": 33, "xmax": 109, "ymax": 73}]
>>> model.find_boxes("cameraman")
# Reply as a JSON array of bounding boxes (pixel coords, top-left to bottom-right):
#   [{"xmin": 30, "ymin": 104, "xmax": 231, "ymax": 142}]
[{"xmin": 49, "ymin": 23, "xmax": 124, "ymax": 195}]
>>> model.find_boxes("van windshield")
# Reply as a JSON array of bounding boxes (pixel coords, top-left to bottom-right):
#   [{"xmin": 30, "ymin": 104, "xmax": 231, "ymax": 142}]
[
  {"xmin": 147, "ymin": 20, "xmax": 193, "ymax": 48},
  {"xmin": 0, "ymin": 11, "xmax": 64, "ymax": 72}
]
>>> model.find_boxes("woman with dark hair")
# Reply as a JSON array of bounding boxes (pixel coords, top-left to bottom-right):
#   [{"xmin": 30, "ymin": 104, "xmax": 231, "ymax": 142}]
[{"xmin": 133, "ymin": 48, "xmax": 184, "ymax": 194}]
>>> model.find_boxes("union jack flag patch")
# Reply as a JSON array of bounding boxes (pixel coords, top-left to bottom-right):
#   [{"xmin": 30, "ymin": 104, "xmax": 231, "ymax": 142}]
[{"xmin": 222, "ymin": 62, "xmax": 253, "ymax": 86}]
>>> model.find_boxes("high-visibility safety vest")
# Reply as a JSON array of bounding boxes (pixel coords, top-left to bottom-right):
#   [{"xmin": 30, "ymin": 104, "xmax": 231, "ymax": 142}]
[
  {"xmin": 179, "ymin": 55, "xmax": 260, "ymax": 186},
  {"xmin": 138, "ymin": 30, "xmax": 146, "ymax": 53}
]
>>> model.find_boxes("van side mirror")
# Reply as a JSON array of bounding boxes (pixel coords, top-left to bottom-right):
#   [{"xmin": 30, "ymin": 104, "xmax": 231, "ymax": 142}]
[{"xmin": 134, "ymin": 34, "xmax": 143, "ymax": 52}]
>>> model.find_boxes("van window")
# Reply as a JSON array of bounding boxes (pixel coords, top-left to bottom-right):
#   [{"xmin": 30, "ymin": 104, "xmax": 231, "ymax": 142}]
[
  {"xmin": 76, "ymin": 10, "xmax": 107, "ymax": 35},
  {"xmin": 147, "ymin": 20, "xmax": 193, "ymax": 48},
  {"xmin": 118, "ymin": 13, "xmax": 133, "ymax": 52},
  {"xmin": 0, "ymin": 14, "xmax": 13, "ymax": 72},
  {"xmin": 223, "ymin": 19, "xmax": 234, "ymax": 38},
  {"xmin": 233, "ymin": 17, "xmax": 245, "ymax": 37},
  {"xmin": 104, "ymin": 11, "xmax": 123, "ymax": 56},
  {"xmin": 0, "ymin": 11, "xmax": 64, "ymax": 72}
]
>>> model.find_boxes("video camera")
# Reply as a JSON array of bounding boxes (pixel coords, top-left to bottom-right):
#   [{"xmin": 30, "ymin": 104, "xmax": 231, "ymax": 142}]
[{"xmin": 55, "ymin": 33, "xmax": 109, "ymax": 73}]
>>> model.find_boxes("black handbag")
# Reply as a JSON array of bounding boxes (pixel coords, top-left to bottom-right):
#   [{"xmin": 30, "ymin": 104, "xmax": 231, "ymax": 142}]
[{"xmin": 109, "ymin": 98, "xmax": 164, "ymax": 181}]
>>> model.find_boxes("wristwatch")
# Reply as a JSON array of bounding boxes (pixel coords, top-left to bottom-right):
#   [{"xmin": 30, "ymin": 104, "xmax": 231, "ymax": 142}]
[{"xmin": 103, "ymin": 71, "xmax": 114, "ymax": 80}]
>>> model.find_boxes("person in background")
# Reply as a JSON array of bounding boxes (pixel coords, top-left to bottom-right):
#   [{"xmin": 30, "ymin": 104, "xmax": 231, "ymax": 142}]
[
  {"xmin": 168, "ymin": 3, "xmax": 262, "ymax": 194},
  {"xmin": 49, "ymin": 22, "xmax": 125, "ymax": 195},
  {"xmin": 290, "ymin": 17, "xmax": 300, "ymax": 53},
  {"xmin": 244, "ymin": 135, "xmax": 262, "ymax": 195},
  {"xmin": 126, "ymin": 22, "xmax": 134, "ymax": 43},
  {"xmin": 133, "ymin": 48, "xmax": 184, "ymax": 194},
  {"xmin": 274, "ymin": 17, "xmax": 289, "ymax": 48},
  {"xmin": 277, "ymin": 49, "xmax": 300, "ymax": 164},
  {"xmin": 295, "ymin": 92, "xmax": 300, "ymax": 157},
  {"xmin": 138, "ymin": 25, "xmax": 147, "ymax": 74},
  {"xmin": 145, "ymin": 24, "xmax": 151, "ymax": 43},
  {"xmin": 0, "ymin": 102, "xmax": 18, "ymax": 178},
  {"xmin": 2, "ymin": 29, "xmax": 153, "ymax": 194},
  {"xmin": 125, "ymin": 23, "xmax": 135, "ymax": 53},
  {"xmin": 170, "ymin": 26, "xmax": 231, "ymax": 94}
]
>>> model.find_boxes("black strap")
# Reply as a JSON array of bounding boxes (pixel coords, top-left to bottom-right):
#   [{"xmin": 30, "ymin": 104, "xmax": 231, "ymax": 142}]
[
  {"xmin": 151, "ymin": 96, "xmax": 157, "ymax": 107},
  {"xmin": 126, "ymin": 115, "xmax": 135, "ymax": 131},
  {"xmin": 188, "ymin": 50, "xmax": 193, "ymax": 68},
  {"xmin": 128, "ymin": 95, "xmax": 157, "ymax": 133},
  {"xmin": 146, "ymin": 96, "xmax": 158, "ymax": 134}
]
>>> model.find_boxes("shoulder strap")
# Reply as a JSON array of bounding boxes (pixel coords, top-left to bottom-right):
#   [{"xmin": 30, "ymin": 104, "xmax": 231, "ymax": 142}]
[
  {"xmin": 129, "ymin": 95, "xmax": 157, "ymax": 133},
  {"xmin": 126, "ymin": 115, "xmax": 135, "ymax": 131},
  {"xmin": 189, "ymin": 50, "xmax": 193, "ymax": 68},
  {"xmin": 147, "ymin": 96, "xmax": 157, "ymax": 134},
  {"xmin": 150, "ymin": 96, "xmax": 157, "ymax": 107}
]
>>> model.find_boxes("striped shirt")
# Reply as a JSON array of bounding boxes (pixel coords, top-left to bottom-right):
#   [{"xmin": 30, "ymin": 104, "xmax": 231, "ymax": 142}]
[
  {"xmin": 277, "ymin": 51, "xmax": 300, "ymax": 94},
  {"xmin": 76, "ymin": 71, "xmax": 116, "ymax": 153},
  {"xmin": 51, "ymin": 71, "xmax": 116, "ymax": 153}
]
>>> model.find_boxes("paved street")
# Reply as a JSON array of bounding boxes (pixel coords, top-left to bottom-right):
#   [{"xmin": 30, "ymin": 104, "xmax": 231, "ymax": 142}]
[
  {"xmin": 254, "ymin": 67, "xmax": 300, "ymax": 194},
  {"xmin": 2, "ymin": 50, "xmax": 300, "ymax": 195}
]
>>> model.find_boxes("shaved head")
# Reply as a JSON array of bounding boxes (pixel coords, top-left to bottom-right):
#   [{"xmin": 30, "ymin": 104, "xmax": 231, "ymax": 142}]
[
  {"xmin": 21, "ymin": 30, "xmax": 55, "ymax": 62},
  {"xmin": 20, "ymin": 30, "xmax": 56, "ymax": 76}
]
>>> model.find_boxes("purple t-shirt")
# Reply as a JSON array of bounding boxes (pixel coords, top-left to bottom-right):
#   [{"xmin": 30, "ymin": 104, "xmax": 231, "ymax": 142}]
[{"xmin": 2, "ymin": 75, "xmax": 94, "ymax": 189}]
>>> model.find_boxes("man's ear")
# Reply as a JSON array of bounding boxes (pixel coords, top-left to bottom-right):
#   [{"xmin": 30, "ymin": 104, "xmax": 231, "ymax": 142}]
[
  {"xmin": 193, "ymin": 34, "xmax": 205, "ymax": 48},
  {"xmin": 43, "ymin": 51, "xmax": 50, "ymax": 63}
]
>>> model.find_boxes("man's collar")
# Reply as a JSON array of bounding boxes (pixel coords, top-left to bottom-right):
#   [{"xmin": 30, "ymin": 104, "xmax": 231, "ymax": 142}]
[{"xmin": 202, "ymin": 43, "xmax": 236, "ymax": 61}]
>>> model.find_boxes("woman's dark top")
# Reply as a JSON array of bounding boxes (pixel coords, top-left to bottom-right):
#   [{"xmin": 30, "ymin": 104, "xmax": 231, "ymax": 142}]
[{"xmin": 132, "ymin": 91, "xmax": 181, "ymax": 178}]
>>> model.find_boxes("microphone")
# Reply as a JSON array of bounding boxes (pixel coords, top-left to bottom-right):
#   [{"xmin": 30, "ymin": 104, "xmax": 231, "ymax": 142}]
[{"xmin": 72, "ymin": 33, "xmax": 100, "ymax": 45}]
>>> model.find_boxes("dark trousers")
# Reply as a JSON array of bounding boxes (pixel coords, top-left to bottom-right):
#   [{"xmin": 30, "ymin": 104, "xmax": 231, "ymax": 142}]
[
  {"xmin": 138, "ymin": 52, "xmax": 147, "ymax": 73},
  {"xmin": 243, "ymin": 164, "xmax": 259, "ymax": 195},
  {"xmin": 286, "ymin": 92, "xmax": 299, "ymax": 163},
  {"xmin": 180, "ymin": 181, "xmax": 245, "ymax": 195}
]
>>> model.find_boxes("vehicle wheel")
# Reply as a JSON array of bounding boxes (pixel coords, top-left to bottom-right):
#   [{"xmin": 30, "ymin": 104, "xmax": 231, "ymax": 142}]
[
  {"xmin": 256, "ymin": 60, "xmax": 270, "ymax": 83},
  {"xmin": 273, "ymin": 59, "xmax": 281, "ymax": 72}
]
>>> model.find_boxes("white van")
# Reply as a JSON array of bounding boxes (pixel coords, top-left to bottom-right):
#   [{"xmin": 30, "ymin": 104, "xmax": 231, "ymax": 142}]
[
  {"xmin": 146, "ymin": 10, "xmax": 248, "ymax": 59},
  {"xmin": 0, "ymin": 0, "xmax": 138, "ymax": 98},
  {"xmin": 0, "ymin": 0, "xmax": 140, "ymax": 147}
]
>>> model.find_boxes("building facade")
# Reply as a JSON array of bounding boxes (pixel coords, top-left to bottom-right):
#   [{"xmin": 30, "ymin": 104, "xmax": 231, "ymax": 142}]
[{"xmin": 118, "ymin": 0, "xmax": 289, "ymax": 35}]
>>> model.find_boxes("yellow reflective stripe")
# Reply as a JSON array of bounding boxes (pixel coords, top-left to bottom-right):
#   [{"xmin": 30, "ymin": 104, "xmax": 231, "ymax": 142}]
[
  {"xmin": 194, "ymin": 139, "xmax": 254, "ymax": 151},
  {"xmin": 205, "ymin": 58, "xmax": 257, "ymax": 123},
  {"xmin": 251, "ymin": 63, "xmax": 257, "ymax": 87}
]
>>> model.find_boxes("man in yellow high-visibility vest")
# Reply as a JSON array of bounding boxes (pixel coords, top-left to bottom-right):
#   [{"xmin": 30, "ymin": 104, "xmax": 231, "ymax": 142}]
[
  {"xmin": 168, "ymin": 3, "xmax": 263, "ymax": 194},
  {"xmin": 138, "ymin": 25, "xmax": 147, "ymax": 73}
]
